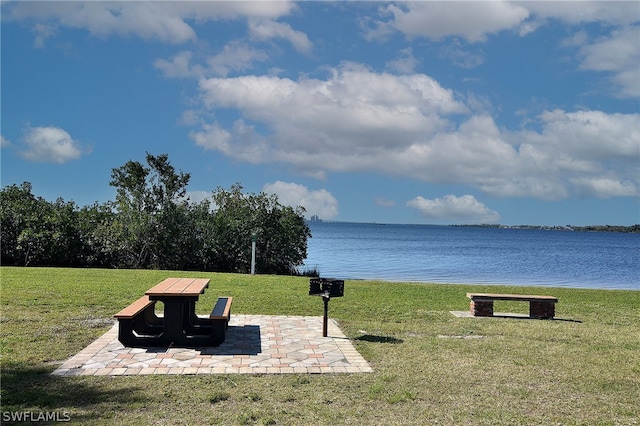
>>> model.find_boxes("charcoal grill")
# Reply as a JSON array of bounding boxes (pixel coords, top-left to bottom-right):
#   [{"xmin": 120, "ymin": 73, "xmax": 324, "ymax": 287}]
[{"xmin": 309, "ymin": 278, "xmax": 344, "ymax": 337}]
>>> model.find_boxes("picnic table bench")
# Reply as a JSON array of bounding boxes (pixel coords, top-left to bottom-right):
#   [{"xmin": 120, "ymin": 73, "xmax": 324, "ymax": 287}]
[
  {"xmin": 467, "ymin": 292, "xmax": 557, "ymax": 319},
  {"xmin": 114, "ymin": 278, "xmax": 233, "ymax": 348}
]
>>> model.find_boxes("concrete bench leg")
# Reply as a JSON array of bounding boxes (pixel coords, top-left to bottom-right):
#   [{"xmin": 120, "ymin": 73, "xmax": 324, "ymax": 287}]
[
  {"xmin": 530, "ymin": 301, "xmax": 555, "ymax": 319},
  {"xmin": 470, "ymin": 300, "xmax": 494, "ymax": 316}
]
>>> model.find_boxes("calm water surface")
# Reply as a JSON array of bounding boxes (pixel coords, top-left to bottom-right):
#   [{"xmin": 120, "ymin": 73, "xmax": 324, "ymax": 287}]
[{"xmin": 302, "ymin": 222, "xmax": 640, "ymax": 290}]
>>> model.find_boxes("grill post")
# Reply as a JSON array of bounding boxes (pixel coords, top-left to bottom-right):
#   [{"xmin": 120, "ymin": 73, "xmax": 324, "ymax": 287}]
[{"xmin": 323, "ymin": 295, "xmax": 329, "ymax": 337}]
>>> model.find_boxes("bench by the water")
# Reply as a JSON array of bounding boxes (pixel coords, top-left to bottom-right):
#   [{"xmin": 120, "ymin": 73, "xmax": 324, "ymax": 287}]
[
  {"xmin": 466, "ymin": 292, "xmax": 557, "ymax": 319},
  {"xmin": 114, "ymin": 278, "xmax": 233, "ymax": 348}
]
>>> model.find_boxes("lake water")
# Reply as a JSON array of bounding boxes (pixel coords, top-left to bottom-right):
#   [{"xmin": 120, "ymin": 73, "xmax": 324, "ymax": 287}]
[{"xmin": 301, "ymin": 222, "xmax": 640, "ymax": 290}]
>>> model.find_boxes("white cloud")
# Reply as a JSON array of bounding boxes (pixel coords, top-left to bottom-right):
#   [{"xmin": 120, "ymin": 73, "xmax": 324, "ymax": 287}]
[
  {"xmin": 533, "ymin": 109, "xmax": 639, "ymax": 162},
  {"xmin": 19, "ymin": 126, "xmax": 88, "ymax": 163},
  {"xmin": 372, "ymin": 1, "xmax": 639, "ymax": 43},
  {"xmin": 154, "ymin": 51, "xmax": 201, "ymax": 79},
  {"xmin": 373, "ymin": 1, "xmax": 530, "ymax": 42},
  {"xmin": 505, "ymin": 109, "xmax": 640, "ymax": 199},
  {"xmin": 5, "ymin": 1, "xmax": 298, "ymax": 45},
  {"xmin": 577, "ymin": 25, "xmax": 640, "ymax": 98},
  {"xmin": 569, "ymin": 177, "xmax": 637, "ymax": 198},
  {"xmin": 190, "ymin": 122, "xmax": 233, "ymax": 155},
  {"xmin": 193, "ymin": 63, "xmax": 468, "ymax": 178},
  {"xmin": 192, "ymin": 62, "xmax": 639, "ymax": 201},
  {"xmin": 407, "ymin": 194, "xmax": 500, "ymax": 224},
  {"xmin": 206, "ymin": 41, "xmax": 271, "ymax": 77},
  {"xmin": 262, "ymin": 181, "xmax": 338, "ymax": 220},
  {"xmin": 249, "ymin": 19, "xmax": 313, "ymax": 53},
  {"xmin": 155, "ymin": 43, "xmax": 271, "ymax": 79},
  {"xmin": 1, "ymin": 135, "xmax": 10, "ymax": 147},
  {"xmin": 369, "ymin": 1, "xmax": 639, "ymax": 99},
  {"xmin": 386, "ymin": 48, "xmax": 419, "ymax": 74},
  {"xmin": 191, "ymin": 120, "xmax": 268, "ymax": 164}
]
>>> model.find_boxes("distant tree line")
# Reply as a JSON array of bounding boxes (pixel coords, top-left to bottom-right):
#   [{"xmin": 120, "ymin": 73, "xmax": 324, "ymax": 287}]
[
  {"xmin": 0, "ymin": 153, "xmax": 311, "ymax": 274},
  {"xmin": 453, "ymin": 224, "xmax": 640, "ymax": 233}
]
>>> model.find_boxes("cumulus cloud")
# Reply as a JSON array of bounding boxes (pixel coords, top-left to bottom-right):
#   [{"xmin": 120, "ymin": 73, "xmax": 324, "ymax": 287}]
[
  {"xmin": 206, "ymin": 41, "xmax": 271, "ymax": 77},
  {"xmin": 193, "ymin": 64, "xmax": 467, "ymax": 168},
  {"xmin": 371, "ymin": 1, "xmax": 639, "ymax": 43},
  {"xmin": 510, "ymin": 109, "xmax": 640, "ymax": 199},
  {"xmin": 191, "ymin": 120, "xmax": 268, "ymax": 164},
  {"xmin": 262, "ymin": 181, "xmax": 339, "ymax": 220},
  {"xmin": 191, "ymin": 61, "xmax": 639, "ymax": 201},
  {"xmin": 368, "ymin": 0, "xmax": 640, "ymax": 93},
  {"xmin": 576, "ymin": 25, "xmax": 640, "ymax": 98},
  {"xmin": 19, "ymin": 126, "xmax": 88, "ymax": 163},
  {"xmin": 154, "ymin": 51, "xmax": 201, "ymax": 79},
  {"xmin": 386, "ymin": 48, "xmax": 419, "ymax": 74},
  {"xmin": 4, "ymin": 1, "xmax": 297, "ymax": 45},
  {"xmin": 371, "ymin": 1, "xmax": 529, "ymax": 42},
  {"xmin": 407, "ymin": 194, "xmax": 500, "ymax": 224},
  {"xmin": 570, "ymin": 177, "xmax": 637, "ymax": 198},
  {"xmin": 249, "ymin": 19, "xmax": 313, "ymax": 53},
  {"xmin": 154, "ymin": 43, "xmax": 271, "ymax": 79}
]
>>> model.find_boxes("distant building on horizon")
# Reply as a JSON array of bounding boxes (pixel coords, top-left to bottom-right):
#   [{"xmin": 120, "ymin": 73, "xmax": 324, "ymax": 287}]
[{"xmin": 308, "ymin": 214, "xmax": 322, "ymax": 222}]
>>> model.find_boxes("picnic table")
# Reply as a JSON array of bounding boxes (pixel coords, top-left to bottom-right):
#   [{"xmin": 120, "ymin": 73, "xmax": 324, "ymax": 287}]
[{"xmin": 114, "ymin": 278, "xmax": 233, "ymax": 348}]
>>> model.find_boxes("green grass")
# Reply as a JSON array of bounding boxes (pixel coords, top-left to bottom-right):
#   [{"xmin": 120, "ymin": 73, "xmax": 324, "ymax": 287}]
[{"xmin": 1, "ymin": 266, "xmax": 639, "ymax": 425}]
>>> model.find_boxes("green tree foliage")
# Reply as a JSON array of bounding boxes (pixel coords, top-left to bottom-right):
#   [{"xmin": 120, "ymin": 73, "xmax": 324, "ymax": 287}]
[
  {"xmin": 210, "ymin": 184, "xmax": 311, "ymax": 274},
  {"xmin": 0, "ymin": 183, "xmax": 82, "ymax": 266},
  {"xmin": 75, "ymin": 202, "xmax": 119, "ymax": 267},
  {"xmin": 109, "ymin": 152, "xmax": 191, "ymax": 269},
  {"xmin": 0, "ymin": 154, "xmax": 311, "ymax": 274}
]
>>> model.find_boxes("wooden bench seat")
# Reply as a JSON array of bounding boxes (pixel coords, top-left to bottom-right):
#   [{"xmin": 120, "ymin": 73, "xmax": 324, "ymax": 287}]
[
  {"xmin": 206, "ymin": 297, "xmax": 233, "ymax": 344},
  {"xmin": 114, "ymin": 295, "xmax": 163, "ymax": 346},
  {"xmin": 114, "ymin": 295, "xmax": 155, "ymax": 319},
  {"xmin": 210, "ymin": 297, "xmax": 233, "ymax": 321},
  {"xmin": 467, "ymin": 292, "xmax": 557, "ymax": 319}
]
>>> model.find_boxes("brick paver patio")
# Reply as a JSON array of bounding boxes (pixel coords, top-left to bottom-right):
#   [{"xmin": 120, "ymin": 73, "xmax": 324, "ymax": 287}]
[{"xmin": 52, "ymin": 315, "xmax": 372, "ymax": 376}]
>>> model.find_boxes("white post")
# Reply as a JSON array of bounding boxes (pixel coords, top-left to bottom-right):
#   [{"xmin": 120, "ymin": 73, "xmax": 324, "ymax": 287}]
[{"xmin": 251, "ymin": 233, "xmax": 257, "ymax": 275}]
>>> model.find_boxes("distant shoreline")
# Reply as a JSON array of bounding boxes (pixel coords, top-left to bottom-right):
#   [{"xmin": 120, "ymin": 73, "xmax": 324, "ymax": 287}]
[
  {"xmin": 452, "ymin": 224, "xmax": 640, "ymax": 233},
  {"xmin": 307, "ymin": 219, "xmax": 640, "ymax": 233}
]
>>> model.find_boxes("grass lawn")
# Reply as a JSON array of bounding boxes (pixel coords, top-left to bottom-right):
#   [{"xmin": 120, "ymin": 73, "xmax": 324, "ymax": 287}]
[{"xmin": 1, "ymin": 266, "xmax": 639, "ymax": 425}]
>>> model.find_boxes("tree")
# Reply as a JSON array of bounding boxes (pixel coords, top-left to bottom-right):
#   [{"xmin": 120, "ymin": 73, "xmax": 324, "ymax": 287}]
[
  {"xmin": 1, "ymin": 154, "xmax": 312, "ymax": 273},
  {"xmin": 210, "ymin": 184, "xmax": 311, "ymax": 274},
  {"xmin": 75, "ymin": 202, "xmax": 119, "ymax": 267},
  {"xmin": 0, "ymin": 182, "xmax": 82, "ymax": 266},
  {"xmin": 109, "ymin": 152, "xmax": 191, "ymax": 269},
  {"xmin": 181, "ymin": 198, "xmax": 217, "ymax": 271},
  {"xmin": 1, "ymin": 182, "xmax": 43, "ymax": 265}
]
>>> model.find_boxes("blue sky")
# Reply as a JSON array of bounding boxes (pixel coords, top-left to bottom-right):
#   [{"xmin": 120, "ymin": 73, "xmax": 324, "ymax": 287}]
[{"xmin": 2, "ymin": 1, "xmax": 639, "ymax": 226}]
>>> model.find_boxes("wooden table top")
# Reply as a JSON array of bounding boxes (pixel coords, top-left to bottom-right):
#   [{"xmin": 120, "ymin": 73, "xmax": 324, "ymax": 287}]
[{"xmin": 145, "ymin": 278, "xmax": 210, "ymax": 298}]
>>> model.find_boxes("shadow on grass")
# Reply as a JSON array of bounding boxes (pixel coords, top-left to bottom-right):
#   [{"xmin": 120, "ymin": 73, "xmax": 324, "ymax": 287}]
[
  {"xmin": 1, "ymin": 363, "xmax": 147, "ymax": 423},
  {"xmin": 490, "ymin": 314, "xmax": 583, "ymax": 323},
  {"xmin": 356, "ymin": 334, "xmax": 403, "ymax": 344}
]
